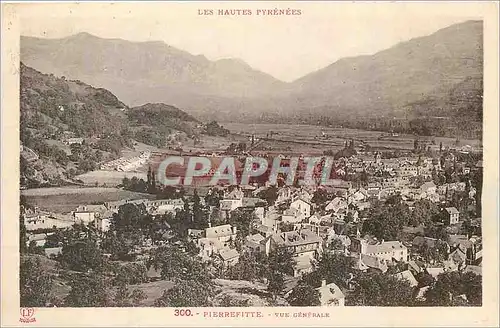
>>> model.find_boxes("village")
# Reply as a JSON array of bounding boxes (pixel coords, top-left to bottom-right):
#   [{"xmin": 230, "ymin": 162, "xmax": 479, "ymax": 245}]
[{"xmin": 21, "ymin": 142, "xmax": 483, "ymax": 307}]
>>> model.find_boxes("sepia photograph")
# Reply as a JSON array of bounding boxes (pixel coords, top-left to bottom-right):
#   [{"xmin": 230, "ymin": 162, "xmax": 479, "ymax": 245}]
[{"xmin": 1, "ymin": 1, "xmax": 499, "ymax": 327}]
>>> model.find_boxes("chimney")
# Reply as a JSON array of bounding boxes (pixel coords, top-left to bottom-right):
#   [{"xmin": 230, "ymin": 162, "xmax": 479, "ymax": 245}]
[{"xmin": 321, "ymin": 279, "xmax": 327, "ymax": 287}]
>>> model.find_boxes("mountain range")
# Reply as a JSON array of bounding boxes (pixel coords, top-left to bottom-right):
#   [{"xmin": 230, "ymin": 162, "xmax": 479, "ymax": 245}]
[{"xmin": 20, "ymin": 20, "xmax": 483, "ymax": 126}]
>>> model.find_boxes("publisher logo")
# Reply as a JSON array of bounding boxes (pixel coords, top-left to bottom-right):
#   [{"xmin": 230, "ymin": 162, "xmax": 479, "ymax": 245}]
[{"xmin": 19, "ymin": 307, "xmax": 36, "ymax": 323}]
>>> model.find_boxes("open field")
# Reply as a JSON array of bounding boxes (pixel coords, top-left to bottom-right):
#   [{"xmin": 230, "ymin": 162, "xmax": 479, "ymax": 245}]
[
  {"xmin": 126, "ymin": 280, "xmax": 175, "ymax": 306},
  {"xmin": 75, "ymin": 170, "xmax": 148, "ymax": 186},
  {"xmin": 22, "ymin": 187, "xmax": 154, "ymax": 213},
  {"xmin": 223, "ymin": 122, "xmax": 482, "ymax": 153}
]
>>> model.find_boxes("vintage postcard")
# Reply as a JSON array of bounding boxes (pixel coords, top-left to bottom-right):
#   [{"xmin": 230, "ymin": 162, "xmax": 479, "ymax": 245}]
[{"xmin": 1, "ymin": 1, "xmax": 499, "ymax": 327}]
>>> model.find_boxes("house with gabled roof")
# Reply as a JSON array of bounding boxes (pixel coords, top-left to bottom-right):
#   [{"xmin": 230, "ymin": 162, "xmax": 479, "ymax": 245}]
[
  {"xmin": 316, "ymin": 280, "xmax": 345, "ymax": 306},
  {"xmin": 245, "ymin": 233, "xmax": 271, "ymax": 254},
  {"xmin": 205, "ymin": 224, "xmax": 237, "ymax": 247},
  {"xmin": 289, "ymin": 198, "xmax": 311, "ymax": 219},
  {"xmin": 270, "ymin": 229, "xmax": 323, "ymax": 277},
  {"xmin": 444, "ymin": 207, "xmax": 460, "ymax": 225},
  {"xmin": 218, "ymin": 248, "xmax": 240, "ymax": 267},
  {"xmin": 325, "ymin": 197, "xmax": 348, "ymax": 213},
  {"xmin": 394, "ymin": 270, "xmax": 418, "ymax": 287},
  {"xmin": 360, "ymin": 254, "xmax": 388, "ymax": 273},
  {"xmin": 351, "ymin": 238, "xmax": 408, "ymax": 262}
]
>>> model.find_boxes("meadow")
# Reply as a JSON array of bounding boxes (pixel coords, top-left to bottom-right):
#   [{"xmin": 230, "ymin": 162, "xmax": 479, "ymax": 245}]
[
  {"xmin": 21, "ymin": 187, "xmax": 154, "ymax": 213},
  {"xmin": 222, "ymin": 122, "xmax": 482, "ymax": 153}
]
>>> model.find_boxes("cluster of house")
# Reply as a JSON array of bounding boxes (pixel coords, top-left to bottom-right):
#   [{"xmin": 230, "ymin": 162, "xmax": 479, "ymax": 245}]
[
  {"xmin": 23, "ymin": 149, "xmax": 481, "ymax": 306},
  {"xmin": 100, "ymin": 151, "xmax": 151, "ymax": 171},
  {"xmin": 22, "ymin": 197, "xmax": 186, "ymax": 249},
  {"xmin": 182, "ymin": 170, "xmax": 481, "ymax": 305},
  {"xmin": 342, "ymin": 152, "xmax": 477, "ymax": 201}
]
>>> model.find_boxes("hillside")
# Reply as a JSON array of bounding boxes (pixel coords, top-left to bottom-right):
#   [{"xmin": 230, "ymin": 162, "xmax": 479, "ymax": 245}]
[
  {"xmin": 20, "ymin": 62, "xmax": 132, "ymax": 187},
  {"xmin": 20, "ymin": 63, "xmax": 199, "ymax": 187},
  {"xmin": 21, "ymin": 62, "xmax": 129, "ymax": 137},
  {"xmin": 127, "ymin": 103, "xmax": 200, "ymax": 147}
]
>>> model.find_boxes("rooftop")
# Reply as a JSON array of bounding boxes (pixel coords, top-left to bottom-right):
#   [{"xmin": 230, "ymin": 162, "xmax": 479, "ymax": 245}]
[
  {"xmin": 364, "ymin": 240, "xmax": 406, "ymax": 255},
  {"xmin": 206, "ymin": 224, "xmax": 235, "ymax": 239},
  {"xmin": 317, "ymin": 281, "xmax": 345, "ymax": 305}
]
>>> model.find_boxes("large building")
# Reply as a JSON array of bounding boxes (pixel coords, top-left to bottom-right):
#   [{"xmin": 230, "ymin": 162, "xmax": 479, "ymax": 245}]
[
  {"xmin": 270, "ymin": 229, "xmax": 323, "ymax": 276},
  {"xmin": 351, "ymin": 238, "xmax": 408, "ymax": 262}
]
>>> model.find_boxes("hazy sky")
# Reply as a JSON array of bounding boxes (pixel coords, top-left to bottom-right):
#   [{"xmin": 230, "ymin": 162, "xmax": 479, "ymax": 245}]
[{"xmin": 17, "ymin": 2, "xmax": 486, "ymax": 82}]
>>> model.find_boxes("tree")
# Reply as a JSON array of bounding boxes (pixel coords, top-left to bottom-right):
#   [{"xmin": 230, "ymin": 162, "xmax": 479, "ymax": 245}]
[
  {"xmin": 101, "ymin": 231, "xmax": 133, "ymax": 261},
  {"xmin": 192, "ymin": 190, "xmax": 209, "ymax": 229},
  {"xmin": 205, "ymin": 189, "xmax": 223, "ymax": 207},
  {"xmin": 147, "ymin": 246, "xmax": 211, "ymax": 284},
  {"xmin": 461, "ymin": 271, "xmax": 482, "ymax": 306},
  {"xmin": 362, "ymin": 194, "xmax": 410, "ymax": 241},
  {"xmin": 267, "ymin": 271, "xmax": 285, "ymax": 297},
  {"xmin": 27, "ymin": 240, "xmax": 45, "ymax": 255},
  {"xmin": 424, "ymin": 225, "xmax": 448, "ymax": 240},
  {"xmin": 154, "ymin": 280, "xmax": 213, "ymax": 307},
  {"xmin": 228, "ymin": 209, "xmax": 256, "ymax": 238},
  {"xmin": 415, "ymin": 271, "xmax": 435, "ymax": 288},
  {"xmin": 64, "ymin": 273, "xmax": 108, "ymax": 307},
  {"xmin": 20, "ymin": 256, "xmax": 53, "ymax": 307},
  {"xmin": 328, "ymin": 238, "xmax": 345, "ymax": 252},
  {"xmin": 112, "ymin": 203, "xmax": 148, "ymax": 233},
  {"xmin": 313, "ymin": 252, "xmax": 354, "ymax": 289},
  {"xmin": 311, "ymin": 188, "xmax": 329, "ymax": 206},
  {"xmin": 258, "ymin": 186, "xmax": 278, "ymax": 206},
  {"xmin": 113, "ymin": 284, "xmax": 147, "ymax": 307},
  {"xmin": 346, "ymin": 271, "xmax": 415, "ymax": 306},
  {"xmin": 60, "ymin": 240, "xmax": 103, "ymax": 272},
  {"xmin": 112, "ymin": 262, "xmax": 148, "ymax": 286},
  {"xmin": 268, "ymin": 248, "xmax": 296, "ymax": 276},
  {"xmin": 20, "ymin": 214, "xmax": 28, "ymax": 254},
  {"xmin": 225, "ymin": 252, "xmax": 261, "ymax": 281},
  {"xmin": 425, "ymin": 271, "xmax": 482, "ymax": 306},
  {"xmin": 410, "ymin": 199, "xmax": 440, "ymax": 227},
  {"xmin": 287, "ymin": 282, "xmax": 321, "ymax": 306},
  {"xmin": 279, "ymin": 222, "xmax": 295, "ymax": 232}
]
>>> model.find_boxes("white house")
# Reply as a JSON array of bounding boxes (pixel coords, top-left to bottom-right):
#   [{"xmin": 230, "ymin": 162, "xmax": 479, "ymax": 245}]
[
  {"xmin": 289, "ymin": 198, "xmax": 311, "ymax": 219},
  {"xmin": 270, "ymin": 229, "xmax": 323, "ymax": 276},
  {"xmin": 154, "ymin": 199, "xmax": 185, "ymax": 214},
  {"xmin": 73, "ymin": 212, "xmax": 95, "ymax": 225},
  {"xmin": 197, "ymin": 238, "xmax": 223, "ymax": 260},
  {"xmin": 220, "ymin": 198, "xmax": 243, "ymax": 212},
  {"xmin": 348, "ymin": 189, "xmax": 368, "ymax": 204},
  {"xmin": 219, "ymin": 248, "xmax": 240, "ymax": 267},
  {"xmin": 316, "ymin": 280, "xmax": 345, "ymax": 306},
  {"xmin": 419, "ymin": 181, "xmax": 437, "ymax": 195},
  {"xmin": 444, "ymin": 207, "xmax": 460, "ymax": 225},
  {"xmin": 282, "ymin": 207, "xmax": 305, "ymax": 224},
  {"xmin": 72, "ymin": 204, "xmax": 107, "ymax": 225},
  {"xmin": 24, "ymin": 213, "xmax": 74, "ymax": 231},
  {"xmin": 325, "ymin": 197, "xmax": 348, "ymax": 213},
  {"xmin": 205, "ymin": 224, "xmax": 237, "ymax": 247},
  {"xmin": 352, "ymin": 238, "xmax": 408, "ymax": 262}
]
